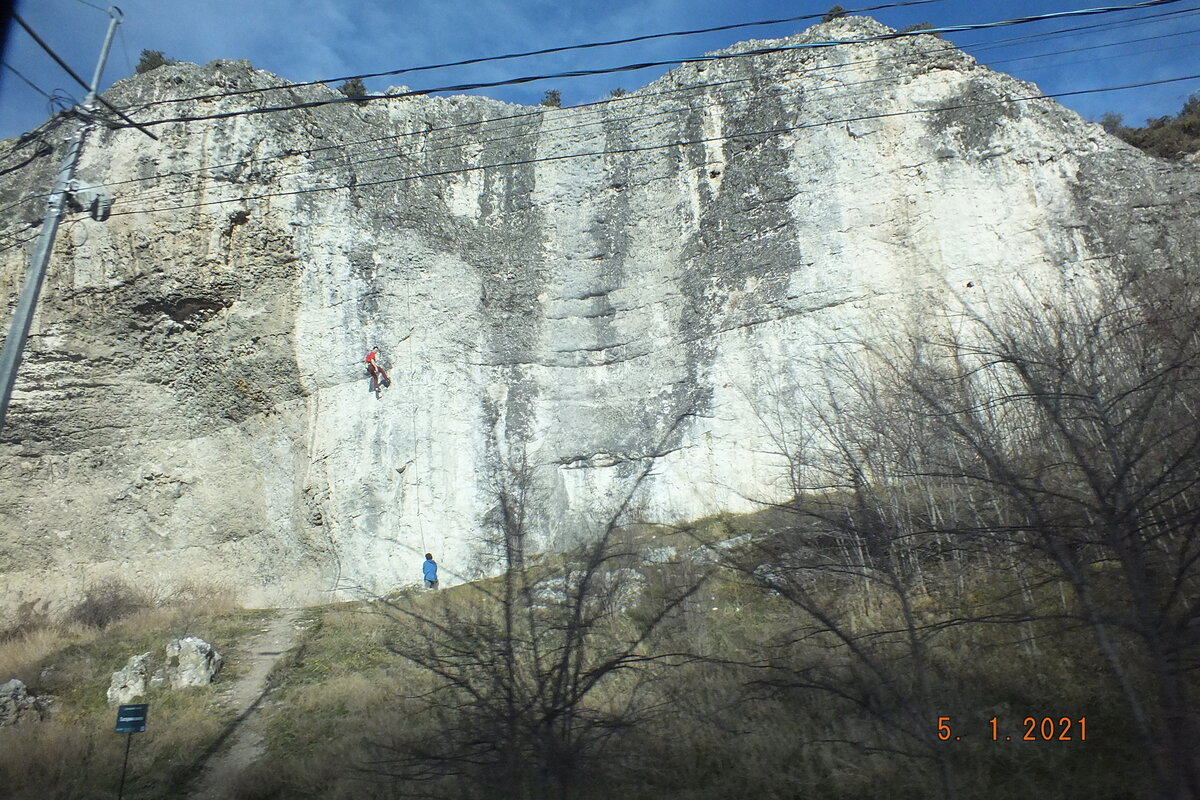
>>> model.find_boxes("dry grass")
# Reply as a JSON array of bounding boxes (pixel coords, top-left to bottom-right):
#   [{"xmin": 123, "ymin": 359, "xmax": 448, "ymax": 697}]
[
  {"xmin": 0, "ymin": 622, "xmax": 93, "ymax": 686},
  {"xmin": 0, "ymin": 555, "xmax": 1172, "ymax": 800},
  {"xmin": 0, "ymin": 580, "xmax": 273, "ymax": 799},
  {"xmin": 246, "ymin": 555, "xmax": 1157, "ymax": 800}
]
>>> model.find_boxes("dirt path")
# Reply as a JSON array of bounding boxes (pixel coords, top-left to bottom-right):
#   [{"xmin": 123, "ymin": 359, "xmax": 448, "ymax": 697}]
[{"xmin": 187, "ymin": 607, "xmax": 304, "ymax": 799}]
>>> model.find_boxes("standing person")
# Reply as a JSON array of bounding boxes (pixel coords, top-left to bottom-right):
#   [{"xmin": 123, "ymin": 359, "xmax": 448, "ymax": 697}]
[
  {"xmin": 423, "ymin": 553, "xmax": 439, "ymax": 589},
  {"xmin": 365, "ymin": 346, "xmax": 390, "ymax": 394}
]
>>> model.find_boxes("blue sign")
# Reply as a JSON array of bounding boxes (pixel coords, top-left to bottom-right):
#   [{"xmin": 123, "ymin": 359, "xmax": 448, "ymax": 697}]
[{"xmin": 115, "ymin": 704, "xmax": 148, "ymax": 734}]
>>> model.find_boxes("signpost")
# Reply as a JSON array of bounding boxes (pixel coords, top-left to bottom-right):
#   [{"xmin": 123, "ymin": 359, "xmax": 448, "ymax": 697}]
[{"xmin": 115, "ymin": 703, "xmax": 147, "ymax": 799}]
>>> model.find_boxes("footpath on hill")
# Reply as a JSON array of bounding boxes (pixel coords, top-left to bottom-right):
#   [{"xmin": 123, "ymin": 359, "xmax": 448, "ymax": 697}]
[{"xmin": 186, "ymin": 607, "xmax": 304, "ymax": 799}]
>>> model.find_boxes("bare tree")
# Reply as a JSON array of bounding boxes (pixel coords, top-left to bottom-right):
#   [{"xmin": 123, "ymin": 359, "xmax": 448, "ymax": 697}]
[
  {"xmin": 723, "ymin": 360, "xmax": 981, "ymax": 799},
  {"xmin": 882, "ymin": 277, "xmax": 1200, "ymax": 799},
  {"xmin": 364, "ymin": 425, "xmax": 706, "ymax": 799},
  {"xmin": 718, "ymin": 270, "xmax": 1200, "ymax": 798},
  {"xmin": 750, "ymin": 274, "xmax": 1200, "ymax": 798}
]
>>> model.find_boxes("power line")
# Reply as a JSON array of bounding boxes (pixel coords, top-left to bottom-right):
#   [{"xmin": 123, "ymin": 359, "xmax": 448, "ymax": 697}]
[
  {"xmin": 981, "ymin": 25, "xmax": 1199, "ymax": 71},
  {"xmin": 0, "ymin": 115, "xmax": 69, "ymax": 170},
  {"xmin": 0, "ymin": 217, "xmax": 86, "ymax": 261},
  {"xmin": 2, "ymin": 60, "xmax": 51, "ymax": 98},
  {"xmin": 266, "ymin": 23, "xmax": 1200, "ymax": 166},
  {"xmin": 117, "ymin": 24, "xmax": 135, "ymax": 77},
  {"xmin": 949, "ymin": 0, "xmax": 1195, "ymax": 49},
  {"xmin": 103, "ymin": 73, "xmax": 1200, "ymax": 219},
  {"xmin": 4, "ymin": 70, "xmax": 76, "ymax": 119},
  {"xmin": 10, "ymin": 12, "xmax": 158, "ymax": 140},
  {"xmin": 69, "ymin": 0, "xmax": 112, "ymax": 12},
  {"xmin": 110, "ymin": 0, "xmax": 1188, "ymax": 131},
  {"xmin": 12, "ymin": 10, "xmax": 1194, "ymax": 214},
  {"xmin": 12, "ymin": 15, "xmax": 97, "ymax": 98},
  {"xmin": 95, "ymin": 31, "xmax": 1200, "ymax": 216},
  {"xmin": 7, "ymin": 4, "xmax": 1195, "ymax": 212},
  {"xmin": 97, "ymin": 16, "xmax": 1200, "ymax": 206},
  {"xmin": 0, "ymin": 228, "xmax": 44, "ymax": 257},
  {"xmin": 119, "ymin": 0, "xmax": 956, "ymax": 114}
]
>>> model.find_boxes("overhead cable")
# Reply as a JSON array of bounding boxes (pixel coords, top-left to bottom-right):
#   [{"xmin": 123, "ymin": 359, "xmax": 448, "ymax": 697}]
[
  {"xmin": 103, "ymin": 72, "xmax": 1200, "ymax": 219},
  {"xmin": 10, "ymin": 12, "xmax": 159, "ymax": 140},
  {"xmin": 91, "ymin": 30, "xmax": 1200, "ymax": 215},
  {"xmin": 120, "ymin": 0, "xmax": 956, "ymax": 113},
  {"xmin": 980, "ymin": 24, "xmax": 1199, "ymax": 70},
  {"xmin": 0, "ymin": 115, "xmax": 69, "ymax": 169},
  {"xmin": 69, "ymin": 0, "xmax": 112, "ymax": 12},
  {"xmin": 110, "ymin": 0, "xmax": 1187, "ymax": 130},
  {"xmin": 949, "ymin": 1, "xmax": 1195, "ymax": 48},
  {"xmin": 2, "ymin": 61, "xmax": 52, "ymax": 98},
  {"xmin": 7, "ymin": 9, "xmax": 1190, "ymax": 209}
]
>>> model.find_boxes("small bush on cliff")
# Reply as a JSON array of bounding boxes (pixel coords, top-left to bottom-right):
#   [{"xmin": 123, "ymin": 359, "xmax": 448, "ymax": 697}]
[
  {"xmin": 541, "ymin": 88, "xmax": 562, "ymax": 108},
  {"xmin": 67, "ymin": 580, "xmax": 150, "ymax": 629},
  {"xmin": 900, "ymin": 21, "xmax": 940, "ymax": 36},
  {"xmin": 1099, "ymin": 93, "xmax": 1200, "ymax": 159},
  {"xmin": 338, "ymin": 78, "xmax": 370, "ymax": 107},
  {"xmin": 135, "ymin": 49, "xmax": 172, "ymax": 74},
  {"xmin": 822, "ymin": 4, "xmax": 847, "ymax": 22}
]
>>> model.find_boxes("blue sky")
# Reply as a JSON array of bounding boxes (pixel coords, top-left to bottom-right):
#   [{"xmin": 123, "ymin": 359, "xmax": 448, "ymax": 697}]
[{"xmin": 1, "ymin": 0, "xmax": 1197, "ymax": 140}]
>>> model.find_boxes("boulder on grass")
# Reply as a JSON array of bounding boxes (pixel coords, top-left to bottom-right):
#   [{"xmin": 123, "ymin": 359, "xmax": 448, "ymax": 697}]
[
  {"xmin": 1, "ymin": 678, "xmax": 58, "ymax": 724},
  {"xmin": 162, "ymin": 637, "xmax": 222, "ymax": 688},
  {"xmin": 106, "ymin": 653, "xmax": 151, "ymax": 705}
]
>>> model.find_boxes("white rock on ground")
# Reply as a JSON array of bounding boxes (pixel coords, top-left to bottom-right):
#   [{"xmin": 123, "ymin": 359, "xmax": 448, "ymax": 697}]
[
  {"xmin": 163, "ymin": 637, "xmax": 223, "ymax": 689},
  {"xmin": 0, "ymin": 678, "xmax": 56, "ymax": 725},
  {"xmin": 106, "ymin": 653, "xmax": 151, "ymax": 706},
  {"xmin": 106, "ymin": 638, "xmax": 223, "ymax": 705}
]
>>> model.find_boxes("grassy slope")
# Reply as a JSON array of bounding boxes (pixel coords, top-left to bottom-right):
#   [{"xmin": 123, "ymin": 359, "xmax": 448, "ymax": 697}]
[
  {"xmin": 0, "ymin": 509, "xmax": 1178, "ymax": 799},
  {"xmin": 0, "ymin": 600, "xmax": 275, "ymax": 800}
]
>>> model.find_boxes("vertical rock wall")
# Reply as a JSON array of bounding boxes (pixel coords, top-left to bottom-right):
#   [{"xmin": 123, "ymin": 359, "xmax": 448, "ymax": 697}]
[{"xmin": 1, "ymin": 17, "xmax": 1197, "ymax": 608}]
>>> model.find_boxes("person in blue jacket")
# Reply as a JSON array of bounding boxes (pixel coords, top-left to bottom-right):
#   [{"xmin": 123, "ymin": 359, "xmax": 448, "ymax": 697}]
[{"xmin": 423, "ymin": 553, "xmax": 438, "ymax": 589}]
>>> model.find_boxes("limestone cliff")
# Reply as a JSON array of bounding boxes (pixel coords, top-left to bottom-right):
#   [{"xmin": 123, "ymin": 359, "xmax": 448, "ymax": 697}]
[{"xmin": 1, "ymin": 17, "xmax": 1197, "ymax": 609}]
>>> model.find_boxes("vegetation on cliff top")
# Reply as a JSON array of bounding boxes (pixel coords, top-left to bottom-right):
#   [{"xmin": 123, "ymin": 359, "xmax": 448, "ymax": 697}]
[{"xmin": 1102, "ymin": 93, "xmax": 1200, "ymax": 159}]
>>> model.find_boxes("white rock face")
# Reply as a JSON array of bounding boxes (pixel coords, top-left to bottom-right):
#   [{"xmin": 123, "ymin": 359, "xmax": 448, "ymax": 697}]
[{"xmin": 0, "ymin": 19, "xmax": 1197, "ymax": 608}]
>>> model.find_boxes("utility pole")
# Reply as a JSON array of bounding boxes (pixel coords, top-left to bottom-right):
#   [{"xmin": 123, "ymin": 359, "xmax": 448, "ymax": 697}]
[{"xmin": 0, "ymin": 6, "xmax": 123, "ymax": 432}]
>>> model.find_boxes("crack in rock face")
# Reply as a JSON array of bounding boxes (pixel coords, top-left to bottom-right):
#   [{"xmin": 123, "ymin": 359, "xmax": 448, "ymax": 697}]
[{"xmin": 0, "ymin": 16, "xmax": 1197, "ymax": 609}]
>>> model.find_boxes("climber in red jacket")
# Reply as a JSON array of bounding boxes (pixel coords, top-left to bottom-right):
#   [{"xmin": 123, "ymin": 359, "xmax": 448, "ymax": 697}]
[{"xmin": 365, "ymin": 346, "xmax": 390, "ymax": 394}]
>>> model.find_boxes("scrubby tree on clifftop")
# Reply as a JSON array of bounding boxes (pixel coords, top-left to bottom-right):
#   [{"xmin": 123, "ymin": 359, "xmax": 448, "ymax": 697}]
[
  {"xmin": 1100, "ymin": 93, "xmax": 1200, "ymax": 159},
  {"xmin": 135, "ymin": 49, "xmax": 171, "ymax": 74},
  {"xmin": 338, "ymin": 78, "xmax": 369, "ymax": 107},
  {"xmin": 822, "ymin": 5, "xmax": 848, "ymax": 22}
]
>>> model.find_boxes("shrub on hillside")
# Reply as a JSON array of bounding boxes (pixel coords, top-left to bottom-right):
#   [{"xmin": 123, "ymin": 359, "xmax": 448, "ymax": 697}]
[
  {"xmin": 822, "ymin": 5, "xmax": 847, "ymax": 22},
  {"xmin": 135, "ymin": 49, "xmax": 171, "ymax": 74},
  {"xmin": 67, "ymin": 580, "xmax": 149, "ymax": 629},
  {"xmin": 1099, "ymin": 93, "xmax": 1200, "ymax": 159},
  {"xmin": 900, "ymin": 21, "xmax": 940, "ymax": 36},
  {"xmin": 0, "ymin": 599, "xmax": 52, "ymax": 642},
  {"xmin": 338, "ymin": 78, "xmax": 370, "ymax": 107}
]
